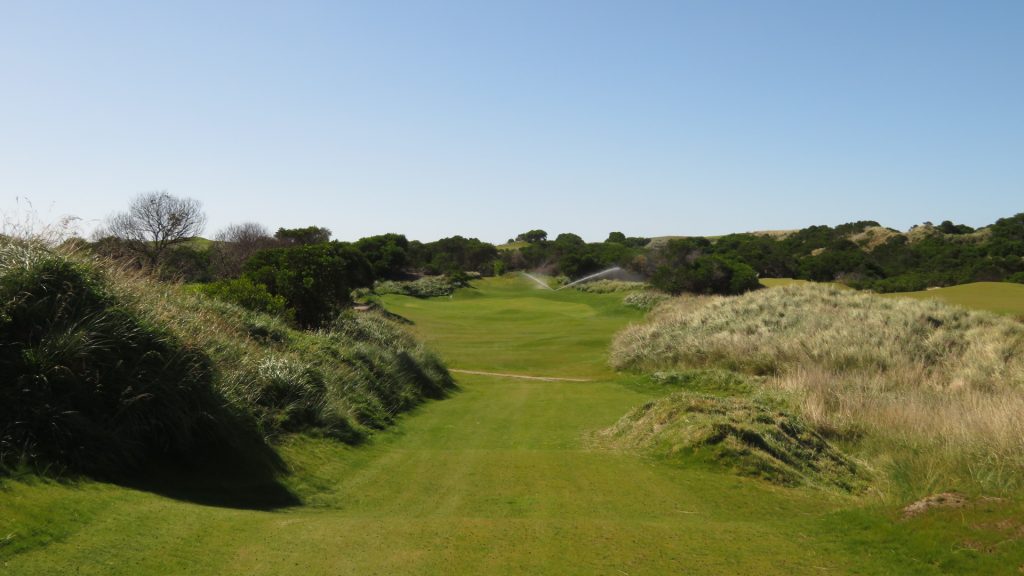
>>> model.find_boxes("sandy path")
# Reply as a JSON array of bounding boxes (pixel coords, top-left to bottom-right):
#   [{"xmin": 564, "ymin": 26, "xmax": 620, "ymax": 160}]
[{"xmin": 449, "ymin": 368, "xmax": 591, "ymax": 382}]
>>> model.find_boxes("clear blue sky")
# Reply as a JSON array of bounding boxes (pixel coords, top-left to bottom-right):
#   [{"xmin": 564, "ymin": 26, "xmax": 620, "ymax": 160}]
[{"xmin": 1, "ymin": 1, "xmax": 1021, "ymax": 243}]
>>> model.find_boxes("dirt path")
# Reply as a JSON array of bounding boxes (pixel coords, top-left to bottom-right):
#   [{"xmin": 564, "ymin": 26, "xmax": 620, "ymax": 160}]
[{"xmin": 449, "ymin": 368, "xmax": 591, "ymax": 382}]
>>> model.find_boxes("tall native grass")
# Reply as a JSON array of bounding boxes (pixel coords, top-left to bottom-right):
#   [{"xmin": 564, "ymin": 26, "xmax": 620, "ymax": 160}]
[
  {"xmin": 0, "ymin": 237, "xmax": 454, "ymax": 478},
  {"xmin": 610, "ymin": 285, "xmax": 1024, "ymax": 497}
]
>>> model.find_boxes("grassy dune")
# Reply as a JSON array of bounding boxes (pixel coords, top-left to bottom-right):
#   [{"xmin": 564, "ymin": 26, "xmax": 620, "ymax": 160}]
[
  {"xmin": 3, "ymin": 275, "xmax": 1023, "ymax": 573},
  {"xmin": 612, "ymin": 285, "xmax": 1024, "ymax": 498}
]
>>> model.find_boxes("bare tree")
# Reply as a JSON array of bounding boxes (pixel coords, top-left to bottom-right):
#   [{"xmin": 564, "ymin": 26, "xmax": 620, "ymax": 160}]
[
  {"xmin": 103, "ymin": 191, "xmax": 207, "ymax": 268},
  {"xmin": 210, "ymin": 221, "xmax": 276, "ymax": 277}
]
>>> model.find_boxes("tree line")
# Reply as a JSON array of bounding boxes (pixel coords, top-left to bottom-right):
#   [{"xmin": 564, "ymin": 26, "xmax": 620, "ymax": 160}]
[{"xmin": 82, "ymin": 191, "xmax": 1024, "ymax": 327}]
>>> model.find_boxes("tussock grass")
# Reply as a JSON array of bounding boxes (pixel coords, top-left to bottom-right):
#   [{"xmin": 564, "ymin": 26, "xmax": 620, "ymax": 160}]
[
  {"xmin": 622, "ymin": 290, "xmax": 669, "ymax": 311},
  {"xmin": 600, "ymin": 386, "xmax": 867, "ymax": 491},
  {"xmin": 611, "ymin": 285, "xmax": 1024, "ymax": 496},
  {"xmin": 571, "ymin": 279, "xmax": 647, "ymax": 294},
  {"xmin": 0, "ymin": 239, "xmax": 454, "ymax": 478}
]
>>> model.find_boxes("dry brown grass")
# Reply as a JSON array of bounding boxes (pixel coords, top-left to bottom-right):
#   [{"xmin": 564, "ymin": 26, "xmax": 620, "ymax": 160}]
[{"xmin": 849, "ymin": 226, "xmax": 901, "ymax": 251}]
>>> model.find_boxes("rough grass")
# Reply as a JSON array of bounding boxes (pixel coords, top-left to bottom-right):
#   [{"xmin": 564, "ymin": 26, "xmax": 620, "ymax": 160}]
[
  {"xmin": 622, "ymin": 290, "xmax": 669, "ymax": 311},
  {"xmin": 611, "ymin": 284, "xmax": 1024, "ymax": 496},
  {"xmin": 0, "ymin": 239, "xmax": 454, "ymax": 479},
  {"xmin": 599, "ymin": 373, "xmax": 867, "ymax": 491},
  {"xmin": 571, "ymin": 279, "xmax": 647, "ymax": 293}
]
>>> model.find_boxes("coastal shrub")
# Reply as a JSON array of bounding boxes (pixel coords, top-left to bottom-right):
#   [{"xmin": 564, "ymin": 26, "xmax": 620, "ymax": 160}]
[
  {"xmin": 196, "ymin": 277, "xmax": 291, "ymax": 318},
  {"xmin": 374, "ymin": 275, "xmax": 462, "ymax": 298}
]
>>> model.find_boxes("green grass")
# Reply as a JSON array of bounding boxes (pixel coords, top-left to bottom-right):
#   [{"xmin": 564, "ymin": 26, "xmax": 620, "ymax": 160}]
[
  {"xmin": 378, "ymin": 274, "xmax": 642, "ymax": 379},
  {"xmin": 496, "ymin": 241, "xmax": 529, "ymax": 251},
  {"xmin": 760, "ymin": 277, "xmax": 851, "ymax": 289},
  {"xmin": 762, "ymin": 278, "xmax": 1024, "ymax": 316},
  {"xmin": 885, "ymin": 281, "xmax": 1024, "ymax": 315},
  {"xmin": 3, "ymin": 275, "xmax": 1023, "ymax": 574}
]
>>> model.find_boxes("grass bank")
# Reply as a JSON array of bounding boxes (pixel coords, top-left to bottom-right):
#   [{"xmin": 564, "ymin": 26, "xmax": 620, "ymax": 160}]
[{"xmin": 0, "ymin": 239, "xmax": 454, "ymax": 488}]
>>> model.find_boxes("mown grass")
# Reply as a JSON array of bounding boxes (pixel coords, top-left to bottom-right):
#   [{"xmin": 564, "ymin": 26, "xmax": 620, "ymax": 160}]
[
  {"xmin": 3, "ymin": 275, "xmax": 1023, "ymax": 573},
  {"xmin": 885, "ymin": 281, "xmax": 1024, "ymax": 316}
]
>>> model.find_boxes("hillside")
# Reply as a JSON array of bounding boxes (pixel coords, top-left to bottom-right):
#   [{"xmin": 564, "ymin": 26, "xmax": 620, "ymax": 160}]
[{"xmin": 0, "ymin": 239, "xmax": 454, "ymax": 490}]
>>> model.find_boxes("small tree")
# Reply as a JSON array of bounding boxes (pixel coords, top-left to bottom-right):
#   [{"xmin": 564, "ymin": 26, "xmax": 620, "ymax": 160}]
[
  {"xmin": 274, "ymin": 226, "xmax": 331, "ymax": 245},
  {"xmin": 103, "ymin": 191, "xmax": 207, "ymax": 268},
  {"xmin": 211, "ymin": 221, "xmax": 276, "ymax": 278},
  {"xmin": 515, "ymin": 229, "xmax": 548, "ymax": 243},
  {"xmin": 243, "ymin": 242, "xmax": 373, "ymax": 327}
]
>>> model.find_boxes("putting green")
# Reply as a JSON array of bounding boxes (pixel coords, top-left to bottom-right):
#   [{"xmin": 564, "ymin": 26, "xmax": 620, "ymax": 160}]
[{"xmin": 2, "ymin": 275, "xmax": 1019, "ymax": 574}]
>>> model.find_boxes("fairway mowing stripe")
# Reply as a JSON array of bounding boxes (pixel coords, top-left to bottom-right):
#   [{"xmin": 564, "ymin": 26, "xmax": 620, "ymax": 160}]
[{"xmin": 449, "ymin": 369, "xmax": 591, "ymax": 382}]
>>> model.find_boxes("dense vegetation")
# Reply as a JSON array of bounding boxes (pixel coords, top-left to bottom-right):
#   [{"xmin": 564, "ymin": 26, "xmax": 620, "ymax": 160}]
[
  {"xmin": 499, "ymin": 231, "xmax": 650, "ymax": 278},
  {"xmin": 702, "ymin": 215, "xmax": 1024, "ymax": 292},
  {"xmin": 0, "ymin": 239, "xmax": 454, "ymax": 480},
  {"xmin": 646, "ymin": 238, "xmax": 760, "ymax": 295},
  {"xmin": 88, "ymin": 192, "xmax": 1024, "ymax": 307}
]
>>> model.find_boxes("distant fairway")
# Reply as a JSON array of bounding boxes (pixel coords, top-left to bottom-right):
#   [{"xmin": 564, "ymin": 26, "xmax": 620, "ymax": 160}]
[
  {"xmin": 760, "ymin": 277, "xmax": 851, "ymax": 289},
  {"xmin": 3, "ymin": 275, "xmax": 1021, "ymax": 574},
  {"xmin": 884, "ymin": 281, "xmax": 1024, "ymax": 315},
  {"xmin": 762, "ymin": 278, "xmax": 1024, "ymax": 315}
]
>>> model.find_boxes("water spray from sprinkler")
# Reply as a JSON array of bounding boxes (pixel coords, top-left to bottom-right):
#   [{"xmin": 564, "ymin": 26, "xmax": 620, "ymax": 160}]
[
  {"xmin": 522, "ymin": 272, "xmax": 554, "ymax": 290},
  {"xmin": 556, "ymin": 267, "xmax": 623, "ymax": 291}
]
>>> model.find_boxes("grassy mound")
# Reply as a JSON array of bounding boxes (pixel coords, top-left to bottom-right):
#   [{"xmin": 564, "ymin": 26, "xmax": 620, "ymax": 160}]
[
  {"xmin": 600, "ymin": 387, "xmax": 866, "ymax": 491},
  {"xmin": 610, "ymin": 284, "xmax": 1024, "ymax": 495},
  {"xmin": 0, "ymin": 240, "xmax": 455, "ymax": 479},
  {"xmin": 0, "ymin": 241, "xmax": 253, "ymax": 477}
]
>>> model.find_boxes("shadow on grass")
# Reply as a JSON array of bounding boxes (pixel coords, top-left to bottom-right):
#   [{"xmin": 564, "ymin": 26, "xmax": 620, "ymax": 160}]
[{"xmin": 123, "ymin": 441, "xmax": 300, "ymax": 510}]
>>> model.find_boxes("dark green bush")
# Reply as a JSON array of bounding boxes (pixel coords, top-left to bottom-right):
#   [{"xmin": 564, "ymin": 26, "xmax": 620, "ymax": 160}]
[
  {"xmin": 244, "ymin": 242, "xmax": 373, "ymax": 327},
  {"xmin": 650, "ymin": 241, "xmax": 760, "ymax": 295},
  {"xmin": 196, "ymin": 277, "xmax": 291, "ymax": 318}
]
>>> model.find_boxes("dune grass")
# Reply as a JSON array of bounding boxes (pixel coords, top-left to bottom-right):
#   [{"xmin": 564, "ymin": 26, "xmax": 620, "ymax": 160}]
[
  {"xmin": 611, "ymin": 284, "xmax": 1024, "ymax": 498},
  {"xmin": 759, "ymin": 277, "xmax": 852, "ymax": 289},
  {"xmin": 3, "ymin": 275, "xmax": 1023, "ymax": 573}
]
